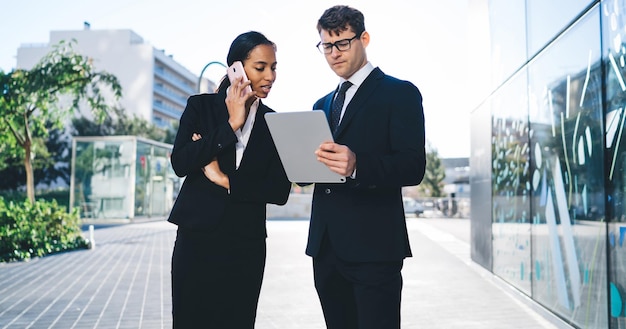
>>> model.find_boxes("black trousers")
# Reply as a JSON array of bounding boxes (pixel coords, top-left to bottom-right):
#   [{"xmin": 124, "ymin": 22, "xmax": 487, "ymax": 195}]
[
  {"xmin": 171, "ymin": 227, "xmax": 266, "ymax": 329},
  {"xmin": 313, "ymin": 234, "xmax": 404, "ymax": 329}
]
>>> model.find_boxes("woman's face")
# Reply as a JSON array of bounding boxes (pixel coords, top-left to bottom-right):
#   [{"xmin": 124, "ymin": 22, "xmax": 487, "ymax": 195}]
[{"xmin": 242, "ymin": 44, "xmax": 277, "ymax": 99}]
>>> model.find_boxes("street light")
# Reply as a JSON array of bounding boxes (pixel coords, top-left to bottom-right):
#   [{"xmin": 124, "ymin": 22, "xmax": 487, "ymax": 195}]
[{"xmin": 198, "ymin": 61, "xmax": 227, "ymax": 93}]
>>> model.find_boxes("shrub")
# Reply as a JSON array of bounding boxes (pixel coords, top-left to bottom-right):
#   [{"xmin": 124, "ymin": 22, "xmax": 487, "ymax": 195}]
[
  {"xmin": 0, "ymin": 189, "xmax": 70, "ymax": 210},
  {"xmin": 0, "ymin": 197, "xmax": 89, "ymax": 262}
]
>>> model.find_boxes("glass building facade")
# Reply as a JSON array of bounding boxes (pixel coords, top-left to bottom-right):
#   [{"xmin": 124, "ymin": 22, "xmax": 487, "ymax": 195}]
[
  {"xmin": 469, "ymin": 0, "xmax": 626, "ymax": 327},
  {"xmin": 69, "ymin": 136, "xmax": 179, "ymax": 222}
]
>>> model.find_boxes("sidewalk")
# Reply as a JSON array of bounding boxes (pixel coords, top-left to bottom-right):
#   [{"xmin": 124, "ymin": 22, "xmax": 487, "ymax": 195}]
[{"xmin": 0, "ymin": 217, "xmax": 573, "ymax": 329}]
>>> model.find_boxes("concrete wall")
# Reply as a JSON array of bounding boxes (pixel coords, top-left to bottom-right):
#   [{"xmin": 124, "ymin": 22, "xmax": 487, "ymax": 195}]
[{"xmin": 267, "ymin": 193, "xmax": 312, "ymax": 219}]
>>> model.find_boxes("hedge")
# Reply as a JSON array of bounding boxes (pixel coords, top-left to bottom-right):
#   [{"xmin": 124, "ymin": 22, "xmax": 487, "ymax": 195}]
[{"xmin": 0, "ymin": 197, "xmax": 89, "ymax": 262}]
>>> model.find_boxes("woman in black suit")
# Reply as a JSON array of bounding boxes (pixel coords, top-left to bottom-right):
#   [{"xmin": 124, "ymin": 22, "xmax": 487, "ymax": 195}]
[{"xmin": 168, "ymin": 31, "xmax": 291, "ymax": 328}]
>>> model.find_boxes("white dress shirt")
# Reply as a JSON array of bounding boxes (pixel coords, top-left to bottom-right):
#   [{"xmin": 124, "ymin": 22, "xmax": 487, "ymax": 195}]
[
  {"xmin": 228, "ymin": 88, "xmax": 259, "ymax": 169},
  {"xmin": 336, "ymin": 62, "xmax": 374, "ymax": 178},
  {"xmin": 335, "ymin": 61, "xmax": 374, "ymax": 123}
]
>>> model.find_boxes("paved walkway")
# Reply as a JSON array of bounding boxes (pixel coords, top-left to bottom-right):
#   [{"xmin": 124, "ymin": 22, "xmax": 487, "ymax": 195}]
[{"xmin": 0, "ymin": 217, "xmax": 573, "ymax": 329}]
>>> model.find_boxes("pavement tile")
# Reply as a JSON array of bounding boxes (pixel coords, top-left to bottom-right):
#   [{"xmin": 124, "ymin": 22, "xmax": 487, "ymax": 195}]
[{"xmin": 0, "ymin": 218, "xmax": 574, "ymax": 329}]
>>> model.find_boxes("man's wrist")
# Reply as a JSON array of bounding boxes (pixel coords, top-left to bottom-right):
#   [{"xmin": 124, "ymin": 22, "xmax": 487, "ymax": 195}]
[{"xmin": 350, "ymin": 167, "xmax": 357, "ymax": 179}]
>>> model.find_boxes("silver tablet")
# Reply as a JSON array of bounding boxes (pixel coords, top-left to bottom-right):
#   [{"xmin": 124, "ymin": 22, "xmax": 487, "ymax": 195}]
[{"xmin": 265, "ymin": 111, "xmax": 346, "ymax": 183}]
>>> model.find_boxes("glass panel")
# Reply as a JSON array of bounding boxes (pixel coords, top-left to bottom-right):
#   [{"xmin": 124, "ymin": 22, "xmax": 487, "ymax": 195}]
[
  {"xmin": 149, "ymin": 144, "xmax": 172, "ymax": 217},
  {"xmin": 73, "ymin": 139, "xmax": 133, "ymax": 219},
  {"xmin": 528, "ymin": 6, "xmax": 607, "ymax": 328},
  {"xmin": 491, "ymin": 68, "xmax": 532, "ymax": 294},
  {"xmin": 135, "ymin": 140, "xmax": 177, "ymax": 218},
  {"xmin": 526, "ymin": 0, "xmax": 594, "ymax": 57},
  {"xmin": 603, "ymin": 0, "xmax": 626, "ymax": 327},
  {"xmin": 135, "ymin": 142, "xmax": 151, "ymax": 217},
  {"xmin": 470, "ymin": 94, "xmax": 494, "ymax": 269},
  {"xmin": 487, "ymin": 0, "xmax": 527, "ymax": 87},
  {"xmin": 73, "ymin": 141, "xmax": 96, "ymax": 219}
]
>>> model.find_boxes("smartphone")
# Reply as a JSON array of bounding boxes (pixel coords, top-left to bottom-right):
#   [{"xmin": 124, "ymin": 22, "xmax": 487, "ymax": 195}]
[{"xmin": 227, "ymin": 61, "xmax": 252, "ymax": 93}]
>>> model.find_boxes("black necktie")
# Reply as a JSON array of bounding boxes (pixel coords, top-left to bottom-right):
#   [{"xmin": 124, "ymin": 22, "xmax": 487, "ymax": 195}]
[{"xmin": 331, "ymin": 81, "xmax": 353, "ymax": 131}]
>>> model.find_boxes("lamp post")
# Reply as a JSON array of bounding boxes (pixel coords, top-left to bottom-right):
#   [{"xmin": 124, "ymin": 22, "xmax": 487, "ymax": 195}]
[{"xmin": 198, "ymin": 61, "xmax": 227, "ymax": 93}]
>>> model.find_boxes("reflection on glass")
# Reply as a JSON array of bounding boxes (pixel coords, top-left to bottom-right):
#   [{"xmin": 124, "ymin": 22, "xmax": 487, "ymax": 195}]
[
  {"xmin": 486, "ymin": 0, "xmax": 527, "ymax": 87},
  {"xmin": 135, "ymin": 142, "xmax": 173, "ymax": 217},
  {"xmin": 527, "ymin": 6, "xmax": 606, "ymax": 328},
  {"xmin": 72, "ymin": 140, "xmax": 133, "ymax": 219},
  {"xmin": 603, "ymin": 0, "xmax": 626, "ymax": 326},
  {"xmin": 526, "ymin": 0, "xmax": 594, "ymax": 57},
  {"xmin": 491, "ymin": 68, "xmax": 532, "ymax": 294}
]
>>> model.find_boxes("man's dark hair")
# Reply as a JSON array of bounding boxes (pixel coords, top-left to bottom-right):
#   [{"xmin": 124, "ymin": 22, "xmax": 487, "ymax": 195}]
[{"xmin": 317, "ymin": 5, "xmax": 366, "ymax": 38}]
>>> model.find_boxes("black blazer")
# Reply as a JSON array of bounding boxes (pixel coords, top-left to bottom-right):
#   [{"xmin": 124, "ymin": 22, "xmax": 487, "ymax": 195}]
[
  {"xmin": 167, "ymin": 92, "xmax": 291, "ymax": 236},
  {"xmin": 306, "ymin": 67, "xmax": 426, "ymax": 262}
]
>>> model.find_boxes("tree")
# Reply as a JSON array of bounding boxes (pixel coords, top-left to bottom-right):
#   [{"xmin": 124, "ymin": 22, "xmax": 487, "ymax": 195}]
[
  {"xmin": 0, "ymin": 107, "xmax": 176, "ymax": 192},
  {"xmin": 417, "ymin": 142, "xmax": 446, "ymax": 197},
  {"xmin": 0, "ymin": 40, "xmax": 121, "ymax": 202},
  {"xmin": 71, "ymin": 106, "xmax": 176, "ymax": 144},
  {"xmin": 0, "ymin": 122, "xmax": 71, "ymax": 191}
]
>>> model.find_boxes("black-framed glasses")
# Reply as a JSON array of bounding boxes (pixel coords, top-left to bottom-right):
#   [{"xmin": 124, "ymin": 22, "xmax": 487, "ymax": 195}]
[{"xmin": 316, "ymin": 35, "xmax": 360, "ymax": 54}]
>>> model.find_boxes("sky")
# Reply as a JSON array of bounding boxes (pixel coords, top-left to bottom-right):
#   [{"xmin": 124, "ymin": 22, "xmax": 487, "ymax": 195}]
[{"xmin": 1, "ymin": 0, "xmax": 472, "ymax": 158}]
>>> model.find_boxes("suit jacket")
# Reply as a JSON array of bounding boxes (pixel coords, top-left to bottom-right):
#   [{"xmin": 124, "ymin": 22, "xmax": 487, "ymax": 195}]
[
  {"xmin": 167, "ymin": 92, "xmax": 291, "ymax": 236},
  {"xmin": 306, "ymin": 67, "xmax": 426, "ymax": 262}
]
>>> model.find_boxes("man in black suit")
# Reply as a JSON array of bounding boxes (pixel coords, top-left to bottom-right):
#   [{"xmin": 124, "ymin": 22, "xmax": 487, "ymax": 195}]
[{"xmin": 308, "ymin": 5, "xmax": 426, "ymax": 329}]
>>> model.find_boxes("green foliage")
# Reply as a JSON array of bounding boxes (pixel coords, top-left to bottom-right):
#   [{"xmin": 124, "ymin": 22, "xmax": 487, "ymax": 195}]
[
  {"xmin": 0, "ymin": 39, "xmax": 122, "ymax": 202},
  {"xmin": 72, "ymin": 106, "xmax": 176, "ymax": 144},
  {"xmin": 0, "ymin": 189, "xmax": 69, "ymax": 206},
  {"xmin": 0, "ymin": 123, "xmax": 71, "ymax": 190},
  {"xmin": 0, "ymin": 107, "xmax": 174, "ymax": 192},
  {"xmin": 37, "ymin": 189, "xmax": 71, "ymax": 209},
  {"xmin": 0, "ymin": 197, "xmax": 88, "ymax": 262},
  {"xmin": 418, "ymin": 142, "xmax": 446, "ymax": 197}
]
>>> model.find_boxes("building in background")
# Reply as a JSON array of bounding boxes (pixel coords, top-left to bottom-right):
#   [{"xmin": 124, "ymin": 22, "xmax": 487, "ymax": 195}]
[
  {"xmin": 469, "ymin": 0, "xmax": 624, "ymax": 327},
  {"xmin": 14, "ymin": 25, "xmax": 216, "ymax": 218},
  {"xmin": 441, "ymin": 157, "xmax": 470, "ymax": 199},
  {"xmin": 16, "ymin": 23, "xmax": 201, "ymax": 129}
]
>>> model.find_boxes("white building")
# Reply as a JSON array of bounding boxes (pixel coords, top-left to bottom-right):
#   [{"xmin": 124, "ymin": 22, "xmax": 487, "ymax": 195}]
[{"xmin": 16, "ymin": 24, "xmax": 200, "ymax": 129}]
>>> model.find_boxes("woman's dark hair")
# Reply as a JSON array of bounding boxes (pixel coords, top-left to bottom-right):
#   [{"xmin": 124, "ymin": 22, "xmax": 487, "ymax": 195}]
[
  {"xmin": 316, "ymin": 5, "xmax": 365, "ymax": 38},
  {"xmin": 216, "ymin": 31, "xmax": 276, "ymax": 93}
]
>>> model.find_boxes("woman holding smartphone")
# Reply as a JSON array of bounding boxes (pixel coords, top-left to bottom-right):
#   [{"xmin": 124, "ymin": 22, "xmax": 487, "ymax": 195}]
[{"xmin": 167, "ymin": 31, "xmax": 291, "ymax": 328}]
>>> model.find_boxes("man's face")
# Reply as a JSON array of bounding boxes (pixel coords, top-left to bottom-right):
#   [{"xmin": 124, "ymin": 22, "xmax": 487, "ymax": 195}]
[{"xmin": 319, "ymin": 28, "xmax": 369, "ymax": 80}]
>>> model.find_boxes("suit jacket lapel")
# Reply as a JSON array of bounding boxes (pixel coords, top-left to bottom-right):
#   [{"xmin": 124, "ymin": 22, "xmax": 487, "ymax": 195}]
[
  {"xmin": 334, "ymin": 68, "xmax": 384, "ymax": 138},
  {"xmin": 212, "ymin": 95, "xmax": 237, "ymax": 174},
  {"xmin": 321, "ymin": 91, "xmax": 334, "ymax": 125}
]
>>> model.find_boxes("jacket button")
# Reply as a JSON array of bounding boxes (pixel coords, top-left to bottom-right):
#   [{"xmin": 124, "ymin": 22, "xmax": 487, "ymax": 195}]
[
  {"xmin": 217, "ymin": 143, "xmax": 223, "ymax": 149},
  {"xmin": 325, "ymin": 188, "xmax": 331, "ymax": 194}
]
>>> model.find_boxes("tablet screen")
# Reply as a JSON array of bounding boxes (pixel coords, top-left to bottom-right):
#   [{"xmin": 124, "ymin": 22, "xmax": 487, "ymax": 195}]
[{"xmin": 265, "ymin": 111, "xmax": 346, "ymax": 183}]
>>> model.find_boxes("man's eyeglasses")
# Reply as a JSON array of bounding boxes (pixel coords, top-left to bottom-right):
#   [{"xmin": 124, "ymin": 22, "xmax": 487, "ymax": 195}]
[{"xmin": 316, "ymin": 35, "xmax": 360, "ymax": 54}]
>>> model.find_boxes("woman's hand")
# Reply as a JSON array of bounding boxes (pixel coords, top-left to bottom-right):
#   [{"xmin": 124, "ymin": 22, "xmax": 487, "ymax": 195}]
[
  {"xmin": 225, "ymin": 76, "xmax": 256, "ymax": 131},
  {"xmin": 192, "ymin": 133, "xmax": 230, "ymax": 190},
  {"xmin": 202, "ymin": 160, "xmax": 230, "ymax": 190}
]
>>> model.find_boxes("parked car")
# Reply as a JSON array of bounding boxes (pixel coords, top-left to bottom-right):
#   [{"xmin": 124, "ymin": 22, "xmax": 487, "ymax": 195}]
[{"xmin": 403, "ymin": 197, "xmax": 424, "ymax": 217}]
